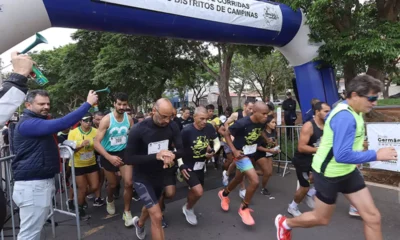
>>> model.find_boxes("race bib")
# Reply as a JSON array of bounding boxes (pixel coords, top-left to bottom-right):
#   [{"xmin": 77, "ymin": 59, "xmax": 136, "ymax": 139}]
[
  {"xmin": 243, "ymin": 144, "xmax": 257, "ymax": 155},
  {"xmin": 80, "ymin": 152, "xmax": 93, "ymax": 160},
  {"xmin": 193, "ymin": 161, "xmax": 205, "ymax": 171},
  {"xmin": 110, "ymin": 135, "xmax": 127, "ymax": 146},
  {"xmin": 148, "ymin": 140, "xmax": 169, "ymax": 155}
]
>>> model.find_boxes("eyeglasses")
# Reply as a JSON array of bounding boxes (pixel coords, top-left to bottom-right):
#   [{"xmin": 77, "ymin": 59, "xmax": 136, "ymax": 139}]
[
  {"xmin": 82, "ymin": 118, "xmax": 92, "ymax": 123},
  {"xmin": 361, "ymin": 95, "xmax": 378, "ymax": 102}
]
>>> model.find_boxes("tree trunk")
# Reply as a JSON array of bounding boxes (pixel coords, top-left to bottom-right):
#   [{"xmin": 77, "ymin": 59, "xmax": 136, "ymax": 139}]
[
  {"xmin": 217, "ymin": 45, "xmax": 235, "ymax": 111},
  {"xmin": 343, "ymin": 60, "xmax": 357, "ymax": 89},
  {"xmin": 366, "ymin": 65, "xmax": 387, "ymax": 98}
]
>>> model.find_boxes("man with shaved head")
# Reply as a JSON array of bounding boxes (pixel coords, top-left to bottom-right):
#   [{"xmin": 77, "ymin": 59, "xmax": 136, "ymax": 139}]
[
  {"xmin": 124, "ymin": 98, "xmax": 184, "ymax": 240},
  {"xmin": 218, "ymin": 101, "xmax": 269, "ymax": 226},
  {"xmin": 178, "ymin": 106, "xmax": 220, "ymax": 225}
]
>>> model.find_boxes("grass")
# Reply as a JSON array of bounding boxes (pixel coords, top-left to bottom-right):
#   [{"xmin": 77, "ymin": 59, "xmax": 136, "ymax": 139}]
[{"xmin": 377, "ymin": 98, "xmax": 400, "ymax": 106}]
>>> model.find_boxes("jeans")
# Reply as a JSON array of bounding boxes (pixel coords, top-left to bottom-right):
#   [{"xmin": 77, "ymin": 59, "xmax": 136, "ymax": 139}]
[{"xmin": 12, "ymin": 178, "xmax": 55, "ymax": 240}]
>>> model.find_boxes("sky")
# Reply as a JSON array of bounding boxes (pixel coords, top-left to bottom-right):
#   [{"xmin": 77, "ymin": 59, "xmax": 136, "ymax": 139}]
[{"xmin": 0, "ymin": 28, "xmax": 77, "ymax": 72}]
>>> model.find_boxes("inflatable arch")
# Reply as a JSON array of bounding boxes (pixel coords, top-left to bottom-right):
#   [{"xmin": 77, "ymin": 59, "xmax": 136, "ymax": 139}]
[{"xmin": 0, "ymin": 0, "xmax": 339, "ymax": 119}]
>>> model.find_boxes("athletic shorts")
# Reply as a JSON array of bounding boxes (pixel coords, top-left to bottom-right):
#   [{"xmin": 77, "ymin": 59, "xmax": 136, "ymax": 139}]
[
  {"xmin": 74, "ymin": 164, "xmax": 99, "ymax": 176},
  {"xmin": 235, "ymin": 157, "xmax": 254, "ymax": 173},
  {"xmin": 313, "ymin": 169, "xmax": 366, "ymax": 205},
  {"xmin": 294, "ymin": 164, "xmax": 312, "ymax": 188},
  {"xmin": 100, "ymin": 150, "xmax": 125, "ymax": 172},
  {"xmin": 222, "ymin": 142, "xmax": 232, "ymax": 154},
  {"xmin": 163, "ymin": 165, "xmax": 178, "ymax": 187},
  {"xmin": 185, "ymin": 170, "xmax": 205, "ymax": 188},
  {"xmin": 134, "ymin": 175, "xmax": 164, "ymax": 209}
]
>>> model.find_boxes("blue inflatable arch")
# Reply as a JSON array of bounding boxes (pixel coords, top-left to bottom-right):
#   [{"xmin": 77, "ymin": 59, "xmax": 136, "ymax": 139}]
[{"xmin": 0, "ymin": 0, "xmax": 339, "ymax": 119}]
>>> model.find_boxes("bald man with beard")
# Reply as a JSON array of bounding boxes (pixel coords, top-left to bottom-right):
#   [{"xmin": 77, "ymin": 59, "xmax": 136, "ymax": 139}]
[
  {"xmin": 124, "ymin": 98, "xmax": 184, "ymax": 240},
  {"xmin": 218, "ymin": 101, "xmax": 269, "ymax": 226}
]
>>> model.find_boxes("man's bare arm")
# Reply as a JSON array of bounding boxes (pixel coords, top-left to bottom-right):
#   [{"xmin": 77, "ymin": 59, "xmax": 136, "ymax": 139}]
[
  {"xmin": 224, "ymin": 112, "xmax": 238, "ymax": 130},
  {"xmin": 94, "ymin": 115, "xmax": 112, "ymax": 160},
  {"xmin": 297, "ymin": 122, "xmax": 317, "ymax": 154}
]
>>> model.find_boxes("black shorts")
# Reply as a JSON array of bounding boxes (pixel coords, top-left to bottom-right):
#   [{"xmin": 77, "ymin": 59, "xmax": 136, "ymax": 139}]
[
  {"xmin": 313, "ymin": 169, "xmax": 366, "ymax": 205},
  {"xmin": 294, "ymin": 164, "xmax": 312, "ymax": 188},
  {"xmin": 74, "ymin": 164, "xmax": 99, "ymax": 176},
  {"xmin": 185, "ymin": 170, "xmax": 205, "ymax": 188},
  {"xmin": 163, "ymin": 166, "xmax": 177, "ymax": 187},
  {"xmin": 134, "ymin": 174, "xmax": 164, "ymax": 209},
  {"xmin": 100, "ymin": 150, "xmax": 125, "ymax": 172}
]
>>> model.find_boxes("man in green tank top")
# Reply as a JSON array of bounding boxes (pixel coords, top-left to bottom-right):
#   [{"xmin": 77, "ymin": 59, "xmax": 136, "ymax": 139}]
[
  {"xmin": 275, "ymin": 75, "xmax": 398, "ymax": 240},
  {"xmin": 94, "ymin": 92, "xmax": 134, "ymax": 227}
]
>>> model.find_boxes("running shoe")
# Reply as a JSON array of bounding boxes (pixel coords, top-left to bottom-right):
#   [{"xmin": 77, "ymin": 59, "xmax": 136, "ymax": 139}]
[
  {"xmin": 260, "ymin": 188, "xmax": 271, "ymax": 196},
  {"xmin": 132, "ymin": 190, "xmax": 141, "ymax": 201},
  {"xmin": 218, "ymin": 190, "xmax": 230, "ymax": 211},
  {"xmin": 123, "ymin": 211, "xmax": 134, "ymax": 227},
  {"xmin": 304, "ymin": 195, "xmax": 315, "ymax": 209},
  {"xmin": 106, "ymin": 197, "xmax": 116, "ymax": 215},
  {"xmin": 287, "ymin": 204, "xmax": 301, "ymax": 217},
  {"xmin": 93, "ymin": 197, "xmax": 105, "ymax": 207},
  {"xmin": 222, "ymin": 170, "xmax": 229, "ymax": 186},
  {"xmin": 239, "ymin": 189, "xmax": 246, "ymax": 199},
  {"xmin": 349, "ymin": 205, "xmax": 360, "ymax": 217},
  {"xmin": 182, "ymin": 204, "xmax": 198, "ymax": 225},
  {"xmin": 133, "ymin": 216, "xmax": 146, "ymax": 240},
  {"xmin": 238, "ymin": 206, "xmax": 255, "ymax": 226},
  {"xmin": 275, "ymin": 214, "xmax": 292, "ymax": 240}
]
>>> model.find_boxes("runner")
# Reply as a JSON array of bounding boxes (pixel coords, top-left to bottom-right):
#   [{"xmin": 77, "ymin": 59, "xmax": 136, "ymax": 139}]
[
  {"xmin": 94, "ymin": 92, "xmax": 134, "ymax": 227},
  {"xmin": 220, "ymin": 100, "xmax": 254, "ymax": 198},
  {"xmin": 254, "ymin": 115, "xmax": 280, "ymax": 196},
  {"xmin": 287, "ymin": 102, "xmax": 330, "ymax": 217},
  {"xmin": 218, "ymin": 101, "xmax": 269, "ymax": 226},
  {"xmin": 179, "ymin": 106, "xmax": 220, "ymax": 225},
  {"xmin": 67, "ymin": 113, "xmax": 103, "ymax": 219},
  {"xmin": 275, "ymin": 75, "xmax": 398, "ymax": 240},
  {"xmin": 124, "ymin": 98, "xmax": 184, "ymax": 240}
]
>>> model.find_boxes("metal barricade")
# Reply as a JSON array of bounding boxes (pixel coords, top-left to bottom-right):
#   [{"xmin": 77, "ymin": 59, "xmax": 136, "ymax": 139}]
[
  {"xmin": 0, "ymin": 146, "xmax": 17, "ymax": 240},
  {"xmin": 274, "ymin": 125, "xmax": 302, "ymax": 177},
  {"xmin": 52, "ymin": 145, "xmax": 81, "ymax": 239}
]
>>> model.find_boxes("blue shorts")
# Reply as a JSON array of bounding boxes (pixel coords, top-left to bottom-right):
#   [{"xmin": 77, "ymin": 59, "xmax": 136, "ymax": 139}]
[{"xmin": 235, "ymin": 157, "xmax": 254, "ymax": 173}]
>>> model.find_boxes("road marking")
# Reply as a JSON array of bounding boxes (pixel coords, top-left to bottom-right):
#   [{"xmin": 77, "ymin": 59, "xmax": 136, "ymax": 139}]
[
  {"xmin": 102, "ymin": 214, "xmax": 120, "ymax": 220},
  {"xmin": 83, "ymin": 225, "xmax": 104, "ymax": 238}
]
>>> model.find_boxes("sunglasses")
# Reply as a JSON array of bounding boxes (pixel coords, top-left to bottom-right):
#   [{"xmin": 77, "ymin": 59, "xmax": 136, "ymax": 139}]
[
  {"xmin": 82, "ymin": 118, "xmax": 92, "ymax": 123},
  {"xmin": 361, "ymin": 95, "xmax": 378, "ymax": 102}
]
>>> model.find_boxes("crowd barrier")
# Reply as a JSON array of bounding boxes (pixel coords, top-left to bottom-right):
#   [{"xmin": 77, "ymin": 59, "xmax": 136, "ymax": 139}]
[
  {"xmin": 274, "ymin": 125, "xmax": 302, "ymax": 177},
  {"xmin": 0, "ymin": 144, "xmax": 82, "ymax": 239}
]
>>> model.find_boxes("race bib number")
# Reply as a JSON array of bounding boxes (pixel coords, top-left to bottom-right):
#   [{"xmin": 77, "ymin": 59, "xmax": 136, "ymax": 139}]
[
  {"xmin": 110, "ymin": 136, "xmax": 127, "ymax": 146},
  {"xmin": 148, "ymin": 140, "xmax": 169, "ymax": 155},
  {"xmin": 193, "ymin": 161, "xmax": 205, "ymax": 171},
  {"xmin": 80, "ymin": 152, "xmax": 93, "ymax": 160},
  {"xmin": 243, "ymin": 144, "xmax": 257, "ymax": 155}
]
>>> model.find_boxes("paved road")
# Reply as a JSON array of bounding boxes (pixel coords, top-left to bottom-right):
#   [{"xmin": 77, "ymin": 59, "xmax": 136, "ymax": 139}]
[{"xmin": 3, "ymin": 165, "xmax": 399, "ymax": 240}]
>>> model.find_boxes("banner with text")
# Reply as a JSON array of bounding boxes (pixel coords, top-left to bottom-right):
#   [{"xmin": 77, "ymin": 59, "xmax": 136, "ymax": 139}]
[
  {"xmin": 367, "ymin": 123, "xmax": 400, "ymax": 172},
  {"xmin": 99, "ymin": 0, "xmax": 283, "ymax": 31}
]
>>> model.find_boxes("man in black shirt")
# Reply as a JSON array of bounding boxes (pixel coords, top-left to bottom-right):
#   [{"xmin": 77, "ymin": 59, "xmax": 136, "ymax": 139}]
[
  {"xmin": 282, "ymin": 92, "xmax": 297, "ymax": 139},
  {"xmin": 176, "ymin": 107, "xmax": 194, "ymax": 130},
  {"xmin": 179, "ymin": 106, "xmax": 220, "ymax": 225},
  {"xmin": 124, "ymin": 98, "xmax": 184, "ymax": 240},
  {"xmin": 287, "ymin": 102, "xmax": 330, "ymax": 217},
  {"xmin": 218, "ymin": 102, "xmax": 269, "ymax": 226}
]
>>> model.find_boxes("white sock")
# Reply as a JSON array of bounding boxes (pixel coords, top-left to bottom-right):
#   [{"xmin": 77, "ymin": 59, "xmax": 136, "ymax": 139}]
[
  {"xmin": 283, "ymin": 219, "xmax": 291, "ymax": 230},
  {"xmin": 307, "ymin": 187, "xmax": 316, "ymax": 197},
  {"xmin": 290, "ymin": 200, "xmax": 298, "ymax": 209}
]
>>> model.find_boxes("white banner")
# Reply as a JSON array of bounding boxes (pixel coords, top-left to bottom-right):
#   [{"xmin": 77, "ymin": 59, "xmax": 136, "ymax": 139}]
[
  {"xmin": 367, "ymin": 123, "xmax": 400, "ymax": 172},
  {"xmin": 99, "ymin": 0, "xmax": 282, "ymax": 31}
]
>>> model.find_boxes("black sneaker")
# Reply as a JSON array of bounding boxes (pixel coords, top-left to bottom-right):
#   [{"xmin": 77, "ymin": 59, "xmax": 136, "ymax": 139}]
[
  {"xmin": 162, "ymin": 216, "xmax": 168, "ymax": 228},
  {"xmin": 79, "ymin": 207, "xmax": 91, "ymax": 221},
  {"xmin": 132, "ymin": 190, "xmax": 141, "ymax": 201},
  {"xmin": 83, "ymin": 201, "xmax": 88, "ymax": 210},
  {"xmin": 93, "ymin": 198, "xmax": 105, "ymax": 207},
  {"xmin": 66, "ymin": 199, "xmax": 75, "ymax": 211},
  {"xmin": 261, "ymin": 188, "xmax": 271, "ymax": 196}
]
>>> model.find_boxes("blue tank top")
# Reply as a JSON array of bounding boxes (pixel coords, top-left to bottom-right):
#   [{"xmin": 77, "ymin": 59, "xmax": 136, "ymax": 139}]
[{"xmin": 101, "ymin": 112, "xmax": 130, "ymax": 152}]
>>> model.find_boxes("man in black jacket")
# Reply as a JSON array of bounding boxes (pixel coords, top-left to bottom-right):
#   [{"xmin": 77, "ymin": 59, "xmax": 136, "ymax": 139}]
[
  {"xmin": 282, "ymin": 92, "xmax": 297, "ymax": 139},
  {"xmin": 12, "ymin": 89, "xmax": 98, "ymax": 239}
]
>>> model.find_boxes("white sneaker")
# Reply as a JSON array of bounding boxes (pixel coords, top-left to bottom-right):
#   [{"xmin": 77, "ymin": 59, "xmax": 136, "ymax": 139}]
[
  {"xmin": 287, "ymin": 204, "xmax": 302, "ymax": 217},
  {"xmin": 222, "ymin": 170, "xmax": 229, "ymax": 186},
  {"xmin": 304, "ymin": 195, "xmax": 315, "ymax": 209},
  {"xmin": 123, "ymin": 211, "xmax": 134, "ymax": 227},
  {"xmin": 106, "ymin": 197, "xmax": 116, "ymax": 215},
  {"xmin": 182, "ymin": 204, "xmax": 198, "ymax": 225},
  {"xmin": 239, "ymin": 189, "xmax": 246, "ymax": 199},
  {"xmin": 133, "ymin": 216, "xmax": 146, "ymax": 240}
]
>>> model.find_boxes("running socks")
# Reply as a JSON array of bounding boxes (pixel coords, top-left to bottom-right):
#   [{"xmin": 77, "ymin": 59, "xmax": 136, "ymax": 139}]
[
  {"xmin": 241, "ymin": 200, "xmax": 249, "ymax": 210},
  {"xmin": 222, "ymin": 189, "xmax": 230, "ymax": 197},
  {"xmin": 289, "ymin": 200, "xmax": 298, "ymax": 209},
  {"xmin": 282, "ymin": 219, "xmax": 291, "ymax": 230},
  {"xmin": 307, "ymin": 187, "xmax": 316, "ymax": 197}
]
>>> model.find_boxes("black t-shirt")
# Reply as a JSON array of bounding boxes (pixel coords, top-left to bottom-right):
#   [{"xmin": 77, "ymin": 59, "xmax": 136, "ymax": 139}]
[
  {"xmin": 177, "ymin": 117, "xmax": 194, "ymax": 130},
  {"xmin": 181, "ymin": 123, "xmax": 217, "ymax": 168},
  {"xmin": 228, "ymin": 116, "xmax": 264, "ymax": 156},
  {"xmin": 260, "ymin": 129, "xmax": 277, "ymax": 148},
  {"xmin": 124, "ymin": 117, "xmax": 184, "ymax": 177}
]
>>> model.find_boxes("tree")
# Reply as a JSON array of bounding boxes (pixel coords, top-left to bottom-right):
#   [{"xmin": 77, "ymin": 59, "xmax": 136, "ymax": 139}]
[
  {"xmin": 280, "ymin": 0, "xmax": 400, "ymax": 98},
  {"xmin": 233, "ymin": 51, "xmax": 294, "ymax": 100}
]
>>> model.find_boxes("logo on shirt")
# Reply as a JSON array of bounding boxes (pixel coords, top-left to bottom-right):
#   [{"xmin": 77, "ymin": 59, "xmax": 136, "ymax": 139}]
[
  {"xmin": 109, "ymin": 126, "xmax": 129, "ymax": 135},
  {"xmin": 245, "ymin": 128, "xmax": 262, "ymax": 145},
  {"xmin": 192, "ymin": 136, "xmax": 210, "ymax": 158}
]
